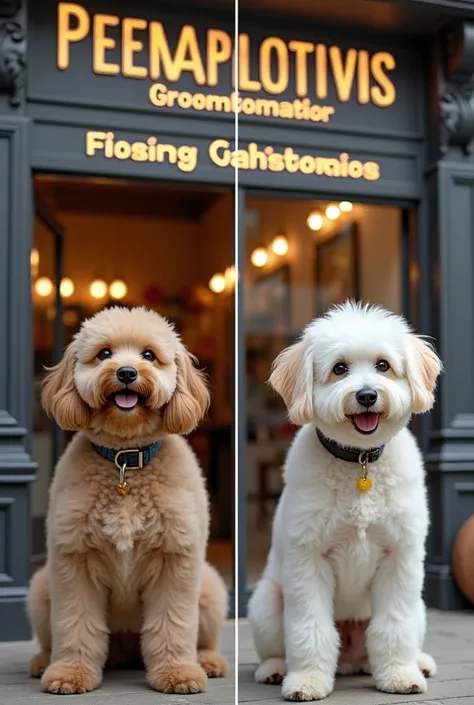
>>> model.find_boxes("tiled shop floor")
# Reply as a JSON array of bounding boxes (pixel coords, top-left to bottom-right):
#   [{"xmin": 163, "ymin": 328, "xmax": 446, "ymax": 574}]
[{"xmin": 238, "ymin": 610, "xmax": 474, "ymax": 704}]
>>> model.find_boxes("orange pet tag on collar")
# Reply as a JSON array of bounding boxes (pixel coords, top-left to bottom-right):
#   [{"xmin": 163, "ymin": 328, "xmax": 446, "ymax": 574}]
[
  {"xmin": 116, "ymin": 482, "xmax": 129, "ymax": 496},
  {"xmin": 358, "ymin": 476, "xmax": 373, "ymax": 492}
]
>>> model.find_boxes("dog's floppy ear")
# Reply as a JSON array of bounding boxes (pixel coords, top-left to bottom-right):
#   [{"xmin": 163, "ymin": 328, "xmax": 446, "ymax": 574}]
[
  {"xmin": 269, "ymin": 338, "xmax": 314, "ymax": 425},
  {"xmin": 406, "ymin": 335, "xmax": 443, "ymax": 414},
  {"xmin": 162, "ymin": 347, "xmax": 210, "ymax": 435},
  {"xmin": 41, "ymin": 341, "xmax": 91, "ymax": 431}
]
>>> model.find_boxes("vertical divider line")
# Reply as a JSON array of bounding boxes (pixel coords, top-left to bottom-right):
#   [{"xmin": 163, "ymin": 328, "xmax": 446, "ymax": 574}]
[{"xmin": 233, "ymin": 0, "xmax": 239, "ymax": 702}]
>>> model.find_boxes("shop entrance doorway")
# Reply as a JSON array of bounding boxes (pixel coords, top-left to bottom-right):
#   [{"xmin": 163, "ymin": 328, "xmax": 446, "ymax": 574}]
[
  {"xmin": 238, "ymin": 192, "xmax": 418, "ymax": 612},
  {"xmin": 30, "ymin": 175, "xmax": 234, "ymax": 587}
]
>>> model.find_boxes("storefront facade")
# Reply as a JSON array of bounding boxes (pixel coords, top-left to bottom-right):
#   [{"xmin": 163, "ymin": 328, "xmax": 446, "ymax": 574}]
[{"xmin": 1, "ymin": 0, "xmax": 474, "ymax": 639}]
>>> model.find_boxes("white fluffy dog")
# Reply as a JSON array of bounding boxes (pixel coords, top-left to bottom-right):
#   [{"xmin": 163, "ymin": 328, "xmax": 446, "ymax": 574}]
[{"xmin": 248, "ymin": 301, "xmax": 442, "ymax": 702}]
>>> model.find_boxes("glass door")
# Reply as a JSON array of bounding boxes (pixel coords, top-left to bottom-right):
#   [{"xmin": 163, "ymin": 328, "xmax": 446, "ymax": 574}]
[
  {"xmin": 238, "ymin": 191, "xmax": 413, "ymax": 615},
  {"xmin": 31, "ymin": 198, "xmax": 65, "ymax": 565}
]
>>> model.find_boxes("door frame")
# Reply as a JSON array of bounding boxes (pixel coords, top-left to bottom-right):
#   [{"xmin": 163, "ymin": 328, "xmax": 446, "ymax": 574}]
[{"xmin": 236, "ymin": 186, "xmax": 420, "ymax": 617}]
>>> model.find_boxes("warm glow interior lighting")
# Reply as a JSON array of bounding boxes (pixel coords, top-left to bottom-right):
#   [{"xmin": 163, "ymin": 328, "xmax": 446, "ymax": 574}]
[
  {"xmin": 307, "ymin": 212, "xmax": 323, "ymax": 231},
  {"xmin": 60, "ymin": 277, "xmax": 74, "ymax": 298},
  {"xmin": 90, "ymin": 279, "xmax": 108, "ymax": 299},
  {"xmin": 251, "ymin": 247, "xmax": 268, "ymax": 267},
  {"xmin": 326, "ymin": 204, "xmax": 341, "ymax": 220},
  {"xmin": 224, "ymin": 266, "xmax": 236, "ymax": 286},
  {"xmin": 271, "ymin": 235, "xmax": 289, "ymax": 256},
  {"xmin": 339, "ymin": 201, "xmax": 353, "ymax": 213},
  {"xmin": 209, "ymin": 273, "xmax": 226, "ymax": 293},
  {"xmin": 30, "ymin": 248, "xmax": 39, "ymax": 268},
  {"xmin": 109, "ymin": 279, "xmax": 127, "ymax": 300},
  {"xmin": 35, "ymin": 276, "xmax": 53, "ymax": 297}
]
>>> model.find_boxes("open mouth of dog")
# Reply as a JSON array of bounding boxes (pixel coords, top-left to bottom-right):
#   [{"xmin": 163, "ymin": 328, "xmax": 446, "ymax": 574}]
[
  {"xmin": 108, "ymin": 389, "xmax": 146, "ymax": 411},
  {"xmin": 350, "ymin": 412, "xmax": 380, "ymax": 435}
]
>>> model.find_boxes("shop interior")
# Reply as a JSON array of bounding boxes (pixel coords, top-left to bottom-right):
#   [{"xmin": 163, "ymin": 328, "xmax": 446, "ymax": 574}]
[
  {"xmin": 31, "ymin": 175, "xmax": 234, "ymax": 585},
  {"xmin": 244, "ymin": 195, "xmax": 412, "ymax": 583}
]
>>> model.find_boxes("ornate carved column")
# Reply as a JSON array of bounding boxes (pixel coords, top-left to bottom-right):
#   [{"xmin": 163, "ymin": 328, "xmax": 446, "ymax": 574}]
[
  {"xmin": 424, "ymin": 20, "xmax": 474, "ymax": 610},
  {"xmin": 0, "ymin": 0, "xmax": 36, "ymax": 640}
]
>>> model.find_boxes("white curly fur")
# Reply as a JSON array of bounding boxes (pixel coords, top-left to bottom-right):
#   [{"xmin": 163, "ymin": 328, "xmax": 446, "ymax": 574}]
[{"xmin": 248, "ymin": 301, "xmax": 442, "ymax": 702}]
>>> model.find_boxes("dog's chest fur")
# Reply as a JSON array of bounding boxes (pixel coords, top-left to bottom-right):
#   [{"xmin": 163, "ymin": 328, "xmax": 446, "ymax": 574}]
[
  {"xmin": 53, "ymin": 455, "xmax": 200, "ymax": 558},
  {"xmin": 88, "ymin": 469, "xmax": 197, "ymax": 554}
]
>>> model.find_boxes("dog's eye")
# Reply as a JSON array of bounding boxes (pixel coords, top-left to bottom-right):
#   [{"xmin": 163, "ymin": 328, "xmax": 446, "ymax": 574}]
[
  {"xmin": 97, "ymin": 348, "xmax": 113, "ymax": 361},
  {"xmin": 333, "ymin": 362, "xmax": 348, "ymax": 376},
  {"xmin": 142, "ymin": 350, "xmax": 156, "ymax": 362},
  {"xmin": 376, "ymin": 359, "xmax": 390, "ymax": 372}
]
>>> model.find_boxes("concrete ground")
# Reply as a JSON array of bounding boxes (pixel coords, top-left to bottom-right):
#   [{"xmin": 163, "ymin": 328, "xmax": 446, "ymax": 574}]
[
  {"xmin": 0, "ymin": 623, "xmax": 235, "ymax": 704},
  {"xmin": 1, "ymin": 612, "xmax": 473, "ymax": 704},
  {"xmin": 238, "ymin": 611, "xmax": 474, "ymax": 704}
]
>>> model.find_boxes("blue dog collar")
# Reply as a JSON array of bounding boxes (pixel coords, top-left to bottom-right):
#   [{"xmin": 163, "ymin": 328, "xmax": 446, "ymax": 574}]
[{"xmin": 92, "ymin": 441, "xmax": 163, "ymax": 470}]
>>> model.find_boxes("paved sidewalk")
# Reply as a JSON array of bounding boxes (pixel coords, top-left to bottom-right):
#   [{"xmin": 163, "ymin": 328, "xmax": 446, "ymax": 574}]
[
  {"xmin": 0, "ymin": 623, "xmax": 235, "ymax": 704},
  {"xmin": 238, "ymin": 611, "xmax": 474, "ymax": 704}
]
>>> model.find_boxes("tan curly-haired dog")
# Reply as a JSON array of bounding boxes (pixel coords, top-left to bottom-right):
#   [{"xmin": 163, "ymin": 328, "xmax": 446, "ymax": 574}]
[{"xmin": 26, "ymin": 306, "xmax": 229, "ymax": 695}]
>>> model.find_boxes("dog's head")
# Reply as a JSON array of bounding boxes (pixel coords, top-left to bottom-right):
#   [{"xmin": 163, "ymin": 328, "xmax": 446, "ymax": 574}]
[
  {"xmin": 269, "ymin": 301, "xmax": 442, "ymax": 448},
  {"xmin": 41, "ymin": 306, "xmax": 210, "ymax": 444}
]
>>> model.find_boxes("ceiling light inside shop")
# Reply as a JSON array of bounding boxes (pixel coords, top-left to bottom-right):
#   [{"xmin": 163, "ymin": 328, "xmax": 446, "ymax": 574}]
[
  {"xmin": 90, "ymin": 279, "xmax": 108, "ymax": 299},
  {"xmin": 30, "ymin": 248, "xmax": 40, "ymax": 269},
  {"xmin": 209, "ymin": 273, "xmax": 226, "ymax": 293},
  {"xmin": 35, "ymin": 276, "xmax": 53, "ymax": 297},
  {"xmin": 109, "ymin": 279, "xmax": 127, "ymax": 300},
  {"xmin": 307, "ymin": 211, "xmax": 323, "ymax": 231},
  {"xmin": 60, "ymin": 277, "xmax": 74, "ymax": 298},
  {"xmin": 251, "ymin": 247, "xmax": 268, "ymax": 267},
  {"xmin": 326, "ymin": 204, "xmax": 341, "ymax": 220},
  {"xmin": 339, "ymin": 201, "xmax": 353, "ymax": 213},
  {"xmin": 225, "ymin": 266, "xmax": 236, "ymax": 283},
  {"xmin": 271, "ymin": 235, "xmax": 289, "ymax": 256}
]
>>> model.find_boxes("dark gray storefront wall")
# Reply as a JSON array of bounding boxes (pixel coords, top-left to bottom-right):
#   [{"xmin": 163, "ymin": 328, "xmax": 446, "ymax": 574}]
[
  {"xmin": 423, "ymin": 21, "xmax": 474, "ymax": 610},
  {"xmin": 0, "ymin": 2, "xmax": 37, "ymax": 640}
]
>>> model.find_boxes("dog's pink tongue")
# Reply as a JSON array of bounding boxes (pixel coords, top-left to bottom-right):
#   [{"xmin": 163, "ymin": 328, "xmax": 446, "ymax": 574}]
[
  {"xmin": 354, "ymin": 412, "xmax": 379, "ymax": 432},
  {"xmin": 115, "ymin": 392, "xmax": 138, "ymax": 409}
]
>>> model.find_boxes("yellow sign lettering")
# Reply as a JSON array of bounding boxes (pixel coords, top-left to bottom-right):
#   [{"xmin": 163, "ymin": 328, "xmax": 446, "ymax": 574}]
[
  {"xmin": 57, "ymin": 4, "xmax": 398, "ymax": 123},
  {"xmin": 330, "ymin": 46, "xmax": 358, "ymax": 102},
  {"xmin": 93, "ymin": 13, "xmax": 120, "ymax": 75},
  {"xmin": 85, "ymin": 131, "xmax": 381, "ymax": 181},
  {"xmin": 122, "ymin": 18, "xmax": 148, "ymax": 78},
  {"xmin": 238, "ymin": 34, "xmax": 262, "ymax": 92},
  {"xmin": 260, "ymin": 37, "xmax": 289, "ymax": 95},
  {"xmin": 289, "ymin": 40, "xmax": 313, "ymax": 97},
  {"xmin": 207, "ymin": 29, "xmax": 232, "ymax": 86},
  {"xmin": 371, "ymin": 52, "xmax": 396, "ymax": 107},
  {"xmin": 57, "ymin": 2, "xmax": 90, "ymax": 70}
]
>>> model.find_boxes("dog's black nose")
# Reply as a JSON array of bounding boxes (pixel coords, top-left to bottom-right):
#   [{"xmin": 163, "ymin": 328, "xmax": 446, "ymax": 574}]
[
  {"xmin": 356, "ymin": 388, "xmax": 378, "ymax": 408},
  {"xmin": 117, "ymin": 366, "xmax": 138, "ymax": 385}
]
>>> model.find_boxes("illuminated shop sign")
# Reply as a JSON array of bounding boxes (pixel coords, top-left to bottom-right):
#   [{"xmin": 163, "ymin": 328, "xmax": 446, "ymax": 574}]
[{"xmin": 59, "ymin": 3, "xmax": 397, "ymax": 125}]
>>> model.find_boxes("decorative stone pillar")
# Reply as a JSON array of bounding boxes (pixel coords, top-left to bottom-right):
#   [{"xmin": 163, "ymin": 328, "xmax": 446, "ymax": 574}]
[
  {"xmin": 425, "ymin": 20, "xmax": 474, "ymax": 610},
  {"xmin": 0, "ymin": 0, "xmax": 36, "ymax": 640}
]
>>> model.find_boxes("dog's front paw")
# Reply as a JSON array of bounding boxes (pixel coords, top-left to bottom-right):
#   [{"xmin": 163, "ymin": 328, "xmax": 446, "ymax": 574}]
[
  {"xmin": 255, "ymin": 657, "xmax": 286, "ymax": 685},
  {"xmin": 149, "ymin": 662, "xmax": 207, "ymax": 694},
  {"xmin": 375, "ymin": 664, "xmax": 427, "ymax": 694},
  {"xmin": 418, "ymin": 651, "xmax": 437, "ymax": 678},
  {"xmin": 29, "ymin": 650, "xmax": 51, "ymax": 678},
  {"xmin": 282, "ymin": 671, "xmax": 334, "ymax": 701},
  {"xmin": 41, "ymin": 662, "xmax": 101, "ymax": 694},
  {"xmin": 198, "ymin": 649, "xmax": 229, "ymax": 678}
]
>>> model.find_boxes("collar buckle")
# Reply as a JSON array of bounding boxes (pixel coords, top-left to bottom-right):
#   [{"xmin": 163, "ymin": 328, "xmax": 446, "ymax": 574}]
[{"xmin": 114, "ymin": 449, "xmax": 144, "ymax": 471}]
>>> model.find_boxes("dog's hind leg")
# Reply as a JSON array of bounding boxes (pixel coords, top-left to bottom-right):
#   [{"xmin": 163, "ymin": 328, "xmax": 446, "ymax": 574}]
[
  {"xmin": 416, "ymin": 599, "xmax": 437, "ymax": 678},
  {"xmin": 26, "ymin": 566, "xmax": 52, "ymax": 678},
  {"xmin": 248, "ymin": 576, "xmax": 286, "ymax": 685},
  {"xmin": 197, "ymin": 562, "xmax": 229, "ymax": 678}
]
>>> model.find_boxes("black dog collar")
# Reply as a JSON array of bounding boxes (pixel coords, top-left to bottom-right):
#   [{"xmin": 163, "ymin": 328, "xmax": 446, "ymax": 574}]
[
  {"xmin": 316, "ymin": 428, "xmax": 384, "ymax": 464},
  {"xmin": 92, "ymin": 441, "xmax": 163, "ymax": 470}
]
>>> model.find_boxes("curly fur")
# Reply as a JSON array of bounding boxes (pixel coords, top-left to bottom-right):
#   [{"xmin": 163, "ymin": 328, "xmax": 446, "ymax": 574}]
[
  {"xmin": 27, "ymin": 306, "xmax": 228, "ymax": 695},
  {"xmin": 248, "ymin": 301, "xmax": 442, "ymax": 701}
]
